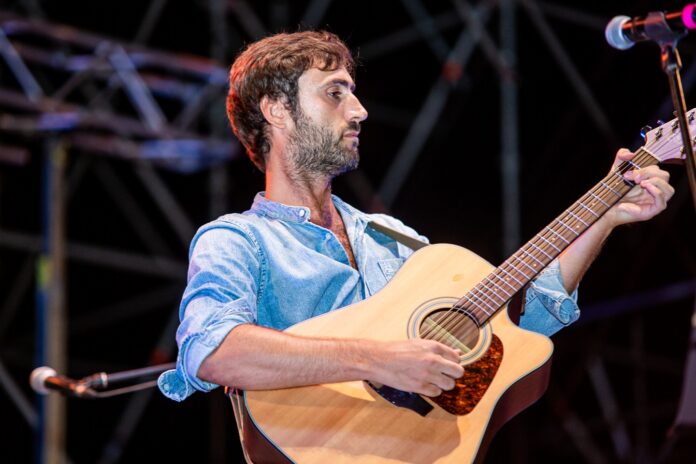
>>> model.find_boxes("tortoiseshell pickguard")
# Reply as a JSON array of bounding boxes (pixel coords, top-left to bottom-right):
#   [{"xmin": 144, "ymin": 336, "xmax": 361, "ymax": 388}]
[{"xmin": 430, "ymin": 335, "xmax": 503, "ymax": 415}]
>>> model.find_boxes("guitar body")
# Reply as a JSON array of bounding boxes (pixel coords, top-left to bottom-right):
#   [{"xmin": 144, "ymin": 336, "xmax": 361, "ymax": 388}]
[{"xmin": 242, "ymin": 244, "xmax": 554, "ymax": 463}]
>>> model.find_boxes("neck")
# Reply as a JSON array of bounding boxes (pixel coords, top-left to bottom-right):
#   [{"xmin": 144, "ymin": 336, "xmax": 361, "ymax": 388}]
[{"xmin": 265, "ymin": 154, "xmax": 338, "ymax": 229}]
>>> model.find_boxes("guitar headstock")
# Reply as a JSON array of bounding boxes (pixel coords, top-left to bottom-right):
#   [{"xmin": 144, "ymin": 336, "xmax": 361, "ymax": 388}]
[{"xmin": 642, "ymin": 110, "xmax": 695, "ymax": 164}]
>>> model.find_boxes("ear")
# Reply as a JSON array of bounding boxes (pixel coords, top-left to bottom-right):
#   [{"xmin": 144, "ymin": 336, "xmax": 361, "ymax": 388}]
[{"xmin": 260, "ymin": 95, "xmax": 291, "ymax": 129}]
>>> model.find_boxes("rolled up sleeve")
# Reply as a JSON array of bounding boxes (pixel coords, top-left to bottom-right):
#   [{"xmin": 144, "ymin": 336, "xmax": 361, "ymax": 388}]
[
  {"xmin": 158, "ymin": 224, "xmax": 263, "ymax": 401},
  {"xmin": 520, "ymin": 259, "xmax": 579, "ymax": 337}
]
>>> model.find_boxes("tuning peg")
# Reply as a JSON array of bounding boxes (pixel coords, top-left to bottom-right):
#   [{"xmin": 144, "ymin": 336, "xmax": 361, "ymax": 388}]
[
  {"xmin": 656, "ymin": 119, "xmax": 665, "ymax": 126},
  {"xmin": 640, "ymin": 125, "xmax": 652, "ymax": 141}
]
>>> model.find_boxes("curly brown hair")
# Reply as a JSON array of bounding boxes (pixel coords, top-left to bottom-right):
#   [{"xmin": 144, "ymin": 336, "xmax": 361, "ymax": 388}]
[{"xmin": 226, "ymin": 31, "xmax": 355, "ymax": 172}]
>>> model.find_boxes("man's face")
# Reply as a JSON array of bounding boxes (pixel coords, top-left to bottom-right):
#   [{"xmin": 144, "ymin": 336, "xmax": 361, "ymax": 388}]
[{"xmin": 286, "ymin": 66, "xmax": 368, "ymax": 179}]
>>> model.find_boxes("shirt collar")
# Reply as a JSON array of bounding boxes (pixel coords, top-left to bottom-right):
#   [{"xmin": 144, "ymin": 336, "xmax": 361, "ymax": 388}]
[
  {"xmin": 249, "ymin": 192, "xmax": 369, "ymax": 226},
  {"xmin": 249, "ymin": 192, "xmax": 311, "ymax": 223}
]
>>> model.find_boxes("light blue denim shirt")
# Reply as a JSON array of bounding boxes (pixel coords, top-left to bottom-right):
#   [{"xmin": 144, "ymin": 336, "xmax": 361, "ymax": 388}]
[{"xmin": 158, "ymin": 193, "xmax": 579, "ymax": 401}]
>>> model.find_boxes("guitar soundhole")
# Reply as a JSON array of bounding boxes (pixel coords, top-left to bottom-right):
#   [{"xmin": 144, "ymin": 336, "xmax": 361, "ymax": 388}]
[{"xmin": 419, "ymin": 308, "xmax": 480, "ymax": 353}]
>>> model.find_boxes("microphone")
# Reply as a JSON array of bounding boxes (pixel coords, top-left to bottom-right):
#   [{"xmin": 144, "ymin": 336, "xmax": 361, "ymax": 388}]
[
  {"xmin": 606, "ymin": 4, "xmax": 696, "ymax": 50},
  {"xmin": 30, "ymin": 366, "xmax": 96, "ymax": 398}
]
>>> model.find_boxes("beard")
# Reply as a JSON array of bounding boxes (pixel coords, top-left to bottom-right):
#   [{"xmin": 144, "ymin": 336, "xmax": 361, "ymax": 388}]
[{"xmin": 286, "ymin": 110, "xmax": 360, "ymax": 181}]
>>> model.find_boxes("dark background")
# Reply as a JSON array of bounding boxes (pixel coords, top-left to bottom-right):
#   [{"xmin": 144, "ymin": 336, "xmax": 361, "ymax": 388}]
[{"xmin": 0, "ymin": 0, "xmax": 695, "ymax": 462}]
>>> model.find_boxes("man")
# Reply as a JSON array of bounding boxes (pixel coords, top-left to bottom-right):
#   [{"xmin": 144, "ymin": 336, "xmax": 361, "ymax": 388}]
[{"xmin": 158, "ymin": 31, "xmax": 673, "ymax": 402}]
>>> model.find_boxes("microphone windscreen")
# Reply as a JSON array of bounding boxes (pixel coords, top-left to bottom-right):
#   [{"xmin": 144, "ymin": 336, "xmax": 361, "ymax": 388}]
[
  {"xmin": 606, "ymin": 15, "xmax": 634, "ymax": 50},
  {"xmin": 30, "ymin": 366, "xmax": 56, "ymax": 395}
]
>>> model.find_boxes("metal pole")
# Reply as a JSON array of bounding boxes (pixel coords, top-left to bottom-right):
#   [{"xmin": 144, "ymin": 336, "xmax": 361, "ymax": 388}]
[
  {"xmin": 209, "ymin": 0, "xmax": 231, "ymax": 219},
  {"xmin": 0, "ymin": 357, "xmax": 37, "ymax": 429},
  {"xmin": 401, "ymin": 0, "xmax": 450, "ymax": 61},
  {"xmin": 0, "ymin": 228, "xmax": 187, "ymax": 279},
  {"xmin": 359, "ymin": 11, "xmax": 461, "ymax": 61},
  {"xmin": 500, "ymin": 0, "xmax": 520, "ymax": 255},
  {"xmin": 378, "ymin": 7, "xmax": 493, "ymax": 208},
  {"xmin": 586, "ymin": 355, "xmax": 633, "ymax": 461},
  {"xmin": 36, "ymin": 138, "xmax": 68, "ymax": 464},
  {"xmin": 519, "ymin": 0, "xmax": 618, "ymax": 145}
]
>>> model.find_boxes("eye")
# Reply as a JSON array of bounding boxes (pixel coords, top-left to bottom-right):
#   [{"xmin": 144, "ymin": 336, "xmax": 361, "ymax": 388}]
[{"xmin": 328, "ymin": 88, "xmax": 343, "ymax": 100}]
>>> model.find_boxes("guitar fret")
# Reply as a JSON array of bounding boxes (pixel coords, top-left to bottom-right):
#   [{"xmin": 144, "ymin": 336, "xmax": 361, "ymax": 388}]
[
  {"xmin": 567, "ymin": 210, "xmax": 589, "ymax": 227},
  {"xmin": 529, "ymin": 241, "xmax": 553, "ymax": 259},
  {"xmin": 469, "ymin": 282, "xmax": 500, "ymax": 312},
  {"xmin": 510, "ymin": 254, "xmax": 537, "ymax": 273},
  {"xmin": 578, "ymin": 201, "xmax": 599, "ymax": 217},
  {"xmin": 491, "ymin": 271, "xmax": 518, "ymax": 292},
  {"xmin": 589, "ymin": 191, "xmax": 610, "ymax": 207},
  {"xmin": 612, "ymin": 170, "xmax": 635, "ymax": 187},
  {"xmin": 462, "ymin": 293, "xmax": 493, "ymax": 315},
  {"xmin": 521, "ymin": 247, "xmax": 545, "ymax": 267},
  {"xmin": 538, "ymin": 234, "xmax": 562, "ymax": 252},
  {"xmin": 556, "ymin": 219, "xmax": 579, "ymax": 236},
  {"xmin": 545, "ymin": 226, "xmax": 570, "ymax": 244},
  {"xmin": 455, "ymin": 294, "xmax": 486, "ymax": 318},
  {"xmin": 482, "ymin": 276, "xmax": 513, "ymax": 298},
  {"xmin": 627, "ymin": 160, "xmax": 640, "ymax": 169},
  {"xmin": 498, "ymin": 265, "xmax": 524, "ymax": 287},
  {"xmin": 473, "ymin": 283, "xmax": 506, "ymax": 306},
  {"xmin": 600, "ymin": 180, "xmax": 621, "ymax": 197}
]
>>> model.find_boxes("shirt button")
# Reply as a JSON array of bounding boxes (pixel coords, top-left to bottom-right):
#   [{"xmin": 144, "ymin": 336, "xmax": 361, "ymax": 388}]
[{"xmin": 299, "ymin": 210, "xmax": 306, "ymax": 217}]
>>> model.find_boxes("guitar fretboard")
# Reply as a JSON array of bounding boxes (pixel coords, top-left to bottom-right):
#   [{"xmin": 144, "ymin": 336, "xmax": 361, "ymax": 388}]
[{"xmin": 453, "ymin": 148, "xmax": 660, "ymax": 325}]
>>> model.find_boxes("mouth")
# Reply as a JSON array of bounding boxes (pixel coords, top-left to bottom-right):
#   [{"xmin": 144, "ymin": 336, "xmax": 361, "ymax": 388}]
[{"xmin": 343, "ymin": 131, "xmax": 360, "ymax": 138}]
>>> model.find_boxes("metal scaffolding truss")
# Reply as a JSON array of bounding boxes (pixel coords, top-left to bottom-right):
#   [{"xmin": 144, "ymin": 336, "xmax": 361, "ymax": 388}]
[
  {"xmin": 0, "ymin": 8, "xmax": 239, "ymax": 463},
  {"xmin": 0, "ymin": 11, "xmax": 237, "ymax": 171},
  {"xmin": 0, "ymin": 0, "xmax": 694, "ymax": 462}
]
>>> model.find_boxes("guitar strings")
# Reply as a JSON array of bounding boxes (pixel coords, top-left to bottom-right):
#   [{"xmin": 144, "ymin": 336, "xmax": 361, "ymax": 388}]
[
  {"xmin": 431, "ymin": 136, "xmax": 676, "ymax": 352},
  {"xmin": 419, "ymin": 145, "xmax": 668, "ymax": 354},
  {"xmin": 426, "ymin": 141, "xmax": 671, "ymax": 349},
  {"xmin": 423, "ymin": 154, "xmax": 647, "ymax": 350},
  {"xmin": 422, "ymin": 134, "xmax": 673, "ymax": 345},
  {"xmin": 439, "ymin": 151, "xmax": 654, "ymax": 341}
]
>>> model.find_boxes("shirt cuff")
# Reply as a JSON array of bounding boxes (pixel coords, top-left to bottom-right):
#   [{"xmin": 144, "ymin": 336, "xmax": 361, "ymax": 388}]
[
  {"xmin": 521, "ymin": 259, "xmax": 579, "ymax": 336},
  {"xmin": 158, "ymin": 306, "xmax": 254, "ymax": 401}
]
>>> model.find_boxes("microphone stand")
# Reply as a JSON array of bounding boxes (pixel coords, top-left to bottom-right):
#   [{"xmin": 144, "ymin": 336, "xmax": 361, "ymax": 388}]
[
  {"xmin": 58, "ymin": 363, "xmax": 175, "ymax": 399},
  {"xmin": 649, "ymin": 11, "xmax": 696, "ymax": 211}
]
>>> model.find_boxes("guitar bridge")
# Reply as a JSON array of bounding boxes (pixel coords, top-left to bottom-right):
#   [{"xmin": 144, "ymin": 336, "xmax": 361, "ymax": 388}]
[{"xmin": 366, "ymin": 381, "xmax": 434, "ymax": 417}]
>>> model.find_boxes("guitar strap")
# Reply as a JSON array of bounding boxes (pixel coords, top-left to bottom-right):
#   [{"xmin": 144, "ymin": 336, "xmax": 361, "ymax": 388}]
[
  {"xmin": 368, "ymin": 220, "xmax": 526, "ymax": 323},
  {"xmin": 367, "ymin": 221, "xmax": 429, "ymax": 251}
]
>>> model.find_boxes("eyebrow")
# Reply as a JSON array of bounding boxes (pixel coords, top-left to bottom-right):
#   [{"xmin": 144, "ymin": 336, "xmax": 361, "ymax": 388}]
[{"xmin": 324, "ymin": 79, "xmax": 355, "ymax": 92}]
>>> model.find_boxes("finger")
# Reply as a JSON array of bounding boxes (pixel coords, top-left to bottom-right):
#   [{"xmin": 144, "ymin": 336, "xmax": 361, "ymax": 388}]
[
  {"xmin": 430, "ymin": 342, "xmax": 462, "ymax": 363},
  {"xmin": 631, "ymin": 166, "xmax": 670, "ymax": 183},
  {"xmin": 421, "ymin": 384, "xmax": 442, "ymax": 397},
  {"xmin": 438, "ymin": 359, "xmax": 465, "ymax": 379},
  {"xmin": 616, "ymin": 148, "xmax": 634, "ymax": 160},
  {"xmin": 613, "ymin": 148, "xmax": 634, "ymax": 169},
  {"xmin": 639, "ymin": 180, "xmax": 669, "ymax": 209},
  {"xmin": 429, "ymin": 374, "xmax": 456, "ymax": 392},
  {"xmin": 649, "ymin": 177, "xmax": 675, "ymax": 199},
  {"xmin": 639, "ymin": 176, "xmax": 674, "ymax": 201}
]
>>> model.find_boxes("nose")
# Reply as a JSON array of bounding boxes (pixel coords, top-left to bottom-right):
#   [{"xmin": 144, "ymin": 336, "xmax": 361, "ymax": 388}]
[{"xmin": 348, "ymin": 93, "xmax": 368, "ymax": 123}]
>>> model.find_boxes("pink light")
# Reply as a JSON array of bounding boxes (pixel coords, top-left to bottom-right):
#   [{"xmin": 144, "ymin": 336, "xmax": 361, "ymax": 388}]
[{"xmin": 682, "ymin": 4, "xmax": 696, "ymax": 29}]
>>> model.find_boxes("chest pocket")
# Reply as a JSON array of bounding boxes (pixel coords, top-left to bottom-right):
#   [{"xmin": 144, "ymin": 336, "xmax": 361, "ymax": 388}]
[{"xmin": 377, "ymin": 258, "xmax": 405, "ymax": 281}]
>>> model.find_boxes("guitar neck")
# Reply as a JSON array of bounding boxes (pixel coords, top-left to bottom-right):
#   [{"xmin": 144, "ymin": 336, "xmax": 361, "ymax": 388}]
[{"xmin": 456, "ymin": 148, "xmax": 660, "ymax": 323}]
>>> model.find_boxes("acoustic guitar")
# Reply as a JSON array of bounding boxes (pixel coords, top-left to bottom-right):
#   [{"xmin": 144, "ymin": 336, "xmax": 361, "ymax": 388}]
[{"xmin": 234, "ymin": 115, "xmax": 688, "ymax": 463}]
